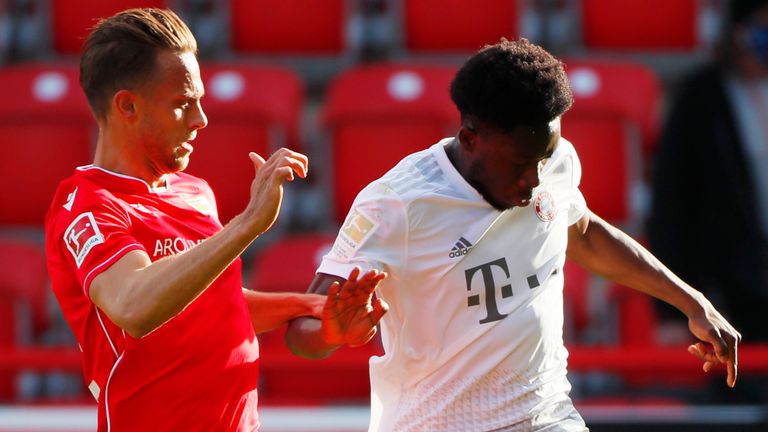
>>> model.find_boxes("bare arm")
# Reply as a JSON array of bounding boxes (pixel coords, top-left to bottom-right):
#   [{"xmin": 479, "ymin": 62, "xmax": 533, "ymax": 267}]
[
  {"xmin": 285, "ymin": 268, "xmax": 388, "ymax": 359},
  {"xmin": 241, "ymin": 288, "xmax": 325, "ymax": 334},
  {"xmin": 89, "ymin": 149, "xmax": 307, "ymax": 338},
  {"xmin": 566, "ymin": 210, "xmax": 741, "ymax": 387}
]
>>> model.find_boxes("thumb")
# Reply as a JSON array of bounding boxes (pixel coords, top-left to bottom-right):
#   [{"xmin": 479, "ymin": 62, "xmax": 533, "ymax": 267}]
[{"xmin": 249, "ymin": 152, "xmax": 266, "ymax": 173}]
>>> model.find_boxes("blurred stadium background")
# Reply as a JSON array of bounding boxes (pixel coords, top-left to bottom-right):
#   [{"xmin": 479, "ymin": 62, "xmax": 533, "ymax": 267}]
[{"xmin": 0, "ymin": 0, "xmax": 767, "ymax": 430}]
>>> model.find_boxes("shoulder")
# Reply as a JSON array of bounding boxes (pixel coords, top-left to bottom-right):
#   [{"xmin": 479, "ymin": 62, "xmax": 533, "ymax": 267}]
[
  {"xmin": 543, "ymin": 137, "xmax": 582, "ymax": 187},
  {"xmin": 45, "ymin": 173, "xmax": 129, "ymax": 238},
  {"xmin": 548, "ymin": 137, "xmax": 580, "ymax": 171},
  {"xmin": 372, "ymin": 144, "xmax": 456, "ymax": 203}
]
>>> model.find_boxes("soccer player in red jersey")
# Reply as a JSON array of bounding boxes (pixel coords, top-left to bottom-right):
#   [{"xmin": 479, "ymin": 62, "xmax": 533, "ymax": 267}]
[{"xmin": 45, "ymin": 8, "xmax": 387, "ymax": 432}]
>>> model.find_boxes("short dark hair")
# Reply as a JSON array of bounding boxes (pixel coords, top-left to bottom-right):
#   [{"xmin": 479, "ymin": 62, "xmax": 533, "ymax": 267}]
[
  {"xmin": 79, "ymin": 8, "xmax": 198, "ymax": 120},
  {"xmin": 450, "ymin": 38, "xmax": 573, "ymax": 132}
]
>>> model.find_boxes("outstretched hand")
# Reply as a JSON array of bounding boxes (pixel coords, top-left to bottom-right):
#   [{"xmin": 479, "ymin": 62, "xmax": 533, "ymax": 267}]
[
  {"xmin": 686, "ymin": 302, "xmax": 741, "ymax": 388},
  {"xmin": 321, "ymin": 267, "xmax": 388, "ymax": 347},
  {"xmin": 244, "ymin": 148, "xmax": 308, "ymax": 236}
]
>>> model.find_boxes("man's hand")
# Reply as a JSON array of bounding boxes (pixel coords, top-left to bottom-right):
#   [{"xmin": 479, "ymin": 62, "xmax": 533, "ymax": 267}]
[
  {"xmin": 243, "ymin": 148, "xmax": 308, "ymax": 236},
  {"xmin": 686, "ymin": 301, "xmax": 741, "ymax": 387},
  {"xmin": 321, "ymin": 267, "xmax": 388, "ymax": 347}
]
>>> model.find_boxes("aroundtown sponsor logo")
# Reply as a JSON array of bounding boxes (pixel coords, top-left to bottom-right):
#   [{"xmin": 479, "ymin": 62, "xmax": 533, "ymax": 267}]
[
  {"xmin": 449, "ymin": 237, "xmax": 473, "ymax": 258},
  {"xmin": 153, "ymin": 237, "xmax": 205, "ymax": 258}
]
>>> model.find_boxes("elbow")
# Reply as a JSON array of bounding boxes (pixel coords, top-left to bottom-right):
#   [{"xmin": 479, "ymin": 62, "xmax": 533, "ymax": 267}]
[
  {"xmin": 285, "ymin": 318, "xmax": 334, "ymax": 360},
  {"xmin": 96, "ymin": 292, "xmax": 158, "ymax": 339}
]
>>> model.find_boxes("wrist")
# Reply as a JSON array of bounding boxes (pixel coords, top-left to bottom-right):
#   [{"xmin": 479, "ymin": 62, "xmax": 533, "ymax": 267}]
[{"xmin": 678, "ymin": 288, "xmax": 708, "ymax": 319}]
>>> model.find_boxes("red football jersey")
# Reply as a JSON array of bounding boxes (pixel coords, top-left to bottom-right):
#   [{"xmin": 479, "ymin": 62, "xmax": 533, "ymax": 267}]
[{"xmin": 45, "ymin": 166, "xmax": 260, "ymax": 432}]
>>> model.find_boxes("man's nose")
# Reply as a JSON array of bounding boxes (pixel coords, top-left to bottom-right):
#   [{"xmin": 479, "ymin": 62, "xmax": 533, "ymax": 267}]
[{"xmin": 190, "ymin": 101, "xmax": 208, "ymax": 130}]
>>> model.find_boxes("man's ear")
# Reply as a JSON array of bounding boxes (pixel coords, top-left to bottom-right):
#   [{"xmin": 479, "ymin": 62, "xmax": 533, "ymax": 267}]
[
  {"xmin": 112, "ymin": 90, "xmax": 138, "ymax": 120},
  {"xmin": 458, "ymin": 125, "xmax": 477, "ymax": 151}
]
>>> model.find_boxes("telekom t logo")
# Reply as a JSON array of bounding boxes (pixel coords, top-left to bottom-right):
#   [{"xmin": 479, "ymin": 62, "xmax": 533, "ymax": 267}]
[{"xmin": 464, "ymin": 258, "xmax": 543, "ymax": 324}]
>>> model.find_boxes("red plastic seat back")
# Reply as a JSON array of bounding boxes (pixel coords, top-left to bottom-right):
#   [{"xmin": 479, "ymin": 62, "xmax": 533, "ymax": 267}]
[
  {"xmin": 250, "ymin": 233, "xmax": 335, "ymax": 293},
  {"xmin": 230, "ymin": 0, "xmax": 346, "ymax": 54},
  {"xmin": 323, "ymin": 64, "xmax": 460, "ymax": 222},
  {"xmin": 581, "ymin": 0, "xmax": 700, "ymax": 51},
  {"xmin": 185, "ymin": 64, "xmax": 304, "ymax": 225},
  {"xmin": 403, "ymin": 0, "xmax": 521, "ymax": 52},
  {"xmin": 51, "ymin": 0, "xmax": 167, "ymax": 54},
  {"xmin": 0, "ymin": 65, "xmax": 94, "ymax": 226},
  {"xmin": 562, "ymin": 60, "xmax": 660, "ymax": 224},
  {"xmin": 0, "ymin": 240, "xmax": 48, "ymax": 399}
]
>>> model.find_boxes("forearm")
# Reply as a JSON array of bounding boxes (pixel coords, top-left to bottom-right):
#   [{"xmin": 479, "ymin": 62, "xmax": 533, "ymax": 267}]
[
  {"xmin": 285, "ymin": 316, "xmax": 341, "ymax": 359},
  {"xmin": 242, "ymin": 289, "xmax": 324, "ymax": 334},
  {"xmin": 567, "ymin": 212, "xmax": 706, "ymax": 318},
  {"xmin": 92, "ymin": 213, "xmax": 260, "ymax": 337}
]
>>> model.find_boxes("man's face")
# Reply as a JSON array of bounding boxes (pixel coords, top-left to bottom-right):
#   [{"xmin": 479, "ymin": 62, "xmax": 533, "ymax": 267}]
[
  {"xmin": 135, "ymin": 50, "xmax": 207, "ymax": 177},
  {"xmin": 461, "ymin": 118, "xmax": 561, "ymax": 211}
]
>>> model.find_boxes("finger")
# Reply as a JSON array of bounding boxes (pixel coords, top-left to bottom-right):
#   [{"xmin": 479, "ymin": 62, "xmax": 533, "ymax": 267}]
[
  {"xmin": 274, "ymin": 166, "xmax": 296, "ymax": 182},
  {"xmin": 270, "ymin": 149, "xmax": 309, "ymax": 177},
  {"xmin": 350, "ymin": 326, "xmax": 377, "ymax": 348},
  {"xmin": 369, "ymin": 298, "xmax": 389, "ymax": 324},
  {"xmin": 730, "ymin": 333, "xmax": 739, "ymax": 388},
  {"xmin": 356, "ymin": 270, "xmax": 383, "ymax": 294},
  {"xmin": 688, "ymin": 343, "xmax": 719, "ymax": 367},
  {"xmin": 727, "ymin": 360, "xmax": 737, "ymax": 388},
  {"xmin": 687, "ymin": 343, "xmax": 709, "ymax": 360},
  {"xmin": 346, "ymin": 267, "xmax": 361, "ymax": 284},
  {"xmin": 284, "ymin": 156, "xmax": 308, "ymax": 179},
  {"xmin": 325, "ymin": 281, "xmax": 341, "ymax": 303},
  {"xmin": 249, "ymin": 152, "xmax": 266, "ymax": 173},
  {"xmin": 704, "ymin": 327, "xmax": 729, "ymax": 364}
]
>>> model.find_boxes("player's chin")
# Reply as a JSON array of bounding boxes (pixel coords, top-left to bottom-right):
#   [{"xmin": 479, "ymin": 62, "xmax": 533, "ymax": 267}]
[{"xmin": 170, "ymin": 155, "xmax": 191, "ymax": 173}]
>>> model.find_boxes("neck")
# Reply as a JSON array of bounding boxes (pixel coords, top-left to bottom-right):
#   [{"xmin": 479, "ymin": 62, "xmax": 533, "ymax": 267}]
[
  {"xmin": 445, "ymin": 137, "xmax": 465, "ymax": 176},
  {"xmin": 93, "ymin": 126, "xmax": 166, "ymax": 189}
]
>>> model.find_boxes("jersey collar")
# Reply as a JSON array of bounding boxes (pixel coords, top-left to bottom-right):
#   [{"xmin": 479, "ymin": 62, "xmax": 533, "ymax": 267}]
[{"xmin": 76, "ymin": 165, "xmax": 172, "ymax": 194}]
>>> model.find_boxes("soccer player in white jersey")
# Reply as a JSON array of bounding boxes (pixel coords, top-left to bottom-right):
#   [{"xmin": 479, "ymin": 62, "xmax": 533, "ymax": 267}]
[{"xmin": 285, "ymin": 39, "xmax": 741, "ymax": 431}]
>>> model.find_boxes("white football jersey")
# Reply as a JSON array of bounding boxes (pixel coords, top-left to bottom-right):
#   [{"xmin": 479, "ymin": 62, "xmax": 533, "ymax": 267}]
[{"xmin": 318, "ymin": 137, "xmax": 588, "ymax": 432}]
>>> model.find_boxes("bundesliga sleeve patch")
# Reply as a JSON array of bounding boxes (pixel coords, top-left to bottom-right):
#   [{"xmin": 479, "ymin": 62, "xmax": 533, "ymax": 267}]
[
  {"xmin": 64, "ymin": 212, "xmax": 105, "ymax": 268},
  {"xmin": 332, "ymin": 208, "xmax": 379, "ymax": 262}
]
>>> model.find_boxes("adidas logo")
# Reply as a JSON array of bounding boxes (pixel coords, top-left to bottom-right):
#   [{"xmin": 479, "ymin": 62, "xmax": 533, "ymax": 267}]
[{"xmin": 449, "ymin": 237, "xmax": 473, "ymax": 258}]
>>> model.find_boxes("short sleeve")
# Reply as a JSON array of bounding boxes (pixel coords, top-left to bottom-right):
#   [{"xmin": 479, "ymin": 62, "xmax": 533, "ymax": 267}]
[
  {"xmin": 565, "ymin": 142, "xmax": 588, "ymax": 226},
  {"xmin": 318, "ymin": 182, "xmax": 408, "ymax": 279},
  {"xmin": 54, "ymin": 195, "xmax": 145, "ymax": 295}
]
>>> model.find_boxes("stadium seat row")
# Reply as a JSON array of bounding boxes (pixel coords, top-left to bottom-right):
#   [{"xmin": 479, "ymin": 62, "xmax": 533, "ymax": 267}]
[
  {"xmin": 19, "ymin": 0, "xmax": 722, "ymax": 57},
  {"xmin": 0, "ymin": 59, "xmax": 658, "ymax": 228}
]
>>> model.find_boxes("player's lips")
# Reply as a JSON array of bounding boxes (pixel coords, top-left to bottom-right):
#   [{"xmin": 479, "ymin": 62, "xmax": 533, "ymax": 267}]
[{"xmin": 181, "ymin": 142, "xmax": 194, "ymax": 153}]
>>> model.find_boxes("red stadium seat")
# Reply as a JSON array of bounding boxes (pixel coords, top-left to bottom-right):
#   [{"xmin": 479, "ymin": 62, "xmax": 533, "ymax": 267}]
[
  {"xmin": 230, "ymin": 0, "xmax": 346, "ymax": 54},
  {"xmin": 562, "ymin": 60, "xmax": 660, "ymax": 225},
  {"xmin": 249, "ymin": 233, "xmax": 383, "ymax": 405},
  {"xmin": 580, "ymin": 0, "xmax": 708, "ymax": 51},
  {"xmin": 250, "ymin": 233, "xmax": 335, "ymax": 294},
  {"xmin": 322, "ymin": 63, "xmax": 460, "ymax": 222},
  {"xmin": 0, "ymin": 64, "xmax": 95, "ymax": 227},
  {"xmin": 51, "ymin": 0, "xmax": 167, "ymax": 54},
  {"xmin": 0, "ymin": 240, "xmax": 49, "ymax": 400},
  {"xmin": 402, "ymin": 0, "xmax": 524, "ymax": 52},
  {"xmin": 184, "ymin": 64, "xmax": 304, "ymax": 225}
]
